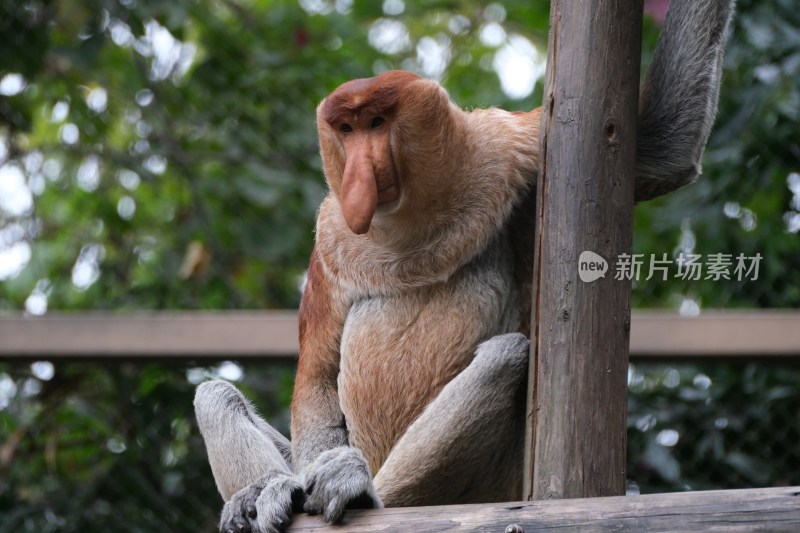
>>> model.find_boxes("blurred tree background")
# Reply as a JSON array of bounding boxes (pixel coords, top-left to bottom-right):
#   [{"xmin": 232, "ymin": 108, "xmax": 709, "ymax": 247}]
[{"xmin": 0, "ymin": 0, "xmax": 798, "ymax": 531}]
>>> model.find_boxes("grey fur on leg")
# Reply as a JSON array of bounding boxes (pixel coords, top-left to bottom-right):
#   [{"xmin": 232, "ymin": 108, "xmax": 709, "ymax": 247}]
[
  {"xmin": 374, "ymin": 333, "xmax": 530, "ymax": 506},
  {"xmin": 195, "ymin": 380, "xmax": 304, "ymax": 532},
  {"xmin": 302, "ymin": 446, "xmax": 383, "ymax": 523},
  {"xmin": 194, "ymin": 379, "xmax": 292, "ymax": 500},
  {"xmin": 636, "ymin": 0, "xmax": 736, "ymax": 201}
]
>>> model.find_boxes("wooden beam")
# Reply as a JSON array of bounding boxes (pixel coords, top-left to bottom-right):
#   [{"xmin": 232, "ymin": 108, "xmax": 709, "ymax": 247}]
[
  {"xmin": 0, "ymin": 311, "xmax": 799, "ymax": 360},
  {"xmin": 526, "ymin": 0, "xmax": 642, "ymax": 500},
  {"xmin": 630, "ymin": 310, "xmax": 800, "ymax": 359},
  {"xmin": 0, "ymin": 311, "xmax": 298, "ymax": 359},
  {"xmin": 287, "ymin": 486, "xmax": 800, "ymax": 532}
]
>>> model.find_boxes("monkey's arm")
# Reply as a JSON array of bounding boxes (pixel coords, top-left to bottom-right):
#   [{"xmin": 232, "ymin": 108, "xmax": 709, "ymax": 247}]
[
  {"xmin": 635, "ymin": 0, "xmax": 735, "ymax": 201},
  {"xmin": 292, "ymin": 247, "xmax": 349, "ymax": 471},
  {"xmin": 292, "ymin": 246, "xmax": 382, "ymax": 522}
]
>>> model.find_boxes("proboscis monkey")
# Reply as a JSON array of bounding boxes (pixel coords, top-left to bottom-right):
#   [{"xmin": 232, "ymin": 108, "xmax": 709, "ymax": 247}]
[{"xmin": 195, "ymin": 1, "xmax": 735, "ymax": 531}]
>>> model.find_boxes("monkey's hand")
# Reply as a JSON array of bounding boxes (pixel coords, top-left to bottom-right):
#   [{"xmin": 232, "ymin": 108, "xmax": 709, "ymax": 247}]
[
  {"xmin": 219, "ymin": 470, "xmax": 304, "ymax": 533},
  {"xmin": 302, "ymin": 446, "xmax": 383, "ymax": 523}
]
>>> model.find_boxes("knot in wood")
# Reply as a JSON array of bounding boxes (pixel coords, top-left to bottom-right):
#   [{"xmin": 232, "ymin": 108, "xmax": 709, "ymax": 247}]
[
  {"xmin": 604, "ymin": 117, "xmax": 619, "ymax": 145},
  {"xmin": 504, "ymin": 524, "xmax": 525, "ymax": 533},
  {"xmin": 605, "ymin": 121, "xmax": 616, "ymax": 139}
]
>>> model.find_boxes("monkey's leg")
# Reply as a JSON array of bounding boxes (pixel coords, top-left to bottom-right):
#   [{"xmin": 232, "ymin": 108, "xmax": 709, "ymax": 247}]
[
  {"xmin": 373, "ymin": 333, "xmax": 529, "ymax": 506},
  {"xmin": 195, "ymin": 379, "xmax": 293, "ymax": 498},
  {"xmin": 194, "ymin": 380, "xmax": 303, "ymax": 533}
]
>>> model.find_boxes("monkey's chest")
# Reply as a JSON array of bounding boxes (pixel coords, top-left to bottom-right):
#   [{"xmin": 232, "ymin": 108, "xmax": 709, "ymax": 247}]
[{"xmin": 337, "ymin": 259, "xmax": 517, "ymax": 474}]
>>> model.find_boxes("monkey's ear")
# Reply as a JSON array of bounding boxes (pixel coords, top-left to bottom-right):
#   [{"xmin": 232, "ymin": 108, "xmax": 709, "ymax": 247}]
[{"xmin": 316, "ymin": 102, "xmax": 346, "ymax": 195}]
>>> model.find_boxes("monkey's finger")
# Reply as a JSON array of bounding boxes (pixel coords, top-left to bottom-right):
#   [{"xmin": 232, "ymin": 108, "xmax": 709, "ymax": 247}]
[
  {"xmin": 256, "ymin": 506, "xmax": 293, "ymax": 533},
  {"xmin": 323, "ymin": 496, "xmax": 346, "ymax": 524},
  {"xmin": 220, "ymin": 518, "xmax": 251, "ymax": 533},
  {"xmin": 303, "ymin": 497, "xmax": 322, "ymax": 516},
  {"xmin": 278, "ymin": 511, "xmax": 291, "ymax": 527}
]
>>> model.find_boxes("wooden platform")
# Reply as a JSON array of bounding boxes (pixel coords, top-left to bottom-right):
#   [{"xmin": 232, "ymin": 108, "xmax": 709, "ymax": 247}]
[{"xmin": 289, "ymin": 486, "xmax": 800, "ymax": 532}]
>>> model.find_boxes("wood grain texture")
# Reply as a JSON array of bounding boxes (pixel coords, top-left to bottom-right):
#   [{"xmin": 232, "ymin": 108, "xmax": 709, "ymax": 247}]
[
  {"xmin": 525, "ymin": 0, "xmax": 643, "ymax": 500},
  {"xmin": 288, "ymin": 486, "xmax": 800, "ymax": 532}
]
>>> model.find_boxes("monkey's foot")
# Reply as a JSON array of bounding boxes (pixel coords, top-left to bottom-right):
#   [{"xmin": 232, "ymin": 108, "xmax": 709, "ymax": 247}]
[
  {"xmin": 303, "ymin": 446, "xmax": 383, "ymax": 523},
  {"xmin": 219, "ymin": 470, "xmax": 304, "ymax": 533}
]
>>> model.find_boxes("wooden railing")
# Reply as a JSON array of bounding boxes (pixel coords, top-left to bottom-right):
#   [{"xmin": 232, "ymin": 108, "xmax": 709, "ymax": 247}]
[{"xmin": 1, "ymin": 310, "xmax": 799, "ymax": 360}]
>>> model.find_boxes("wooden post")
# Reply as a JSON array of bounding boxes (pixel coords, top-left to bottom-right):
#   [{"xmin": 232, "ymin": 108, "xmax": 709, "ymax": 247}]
[{"xmin": 524, "ymin": 1, "xmax": 643, "ymax": 500}]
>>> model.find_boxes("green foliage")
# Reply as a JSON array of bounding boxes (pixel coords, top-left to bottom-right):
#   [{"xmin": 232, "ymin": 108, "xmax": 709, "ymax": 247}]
[
  {"xmin": 1, "ymin": 0, "xmax": 799, "ymax": 530},
  {"xmin": 628, "ymin": 363, "xmax": 800, "ymax": 492},
  {"xmin": 0, "ymin": 361, "xmax": 294, "ymax": 532}
]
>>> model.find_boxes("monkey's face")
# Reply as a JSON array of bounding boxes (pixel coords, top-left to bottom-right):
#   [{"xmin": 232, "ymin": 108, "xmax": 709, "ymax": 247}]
[
  {"xmin": 317, "ymin": 71, "xmax": 422, "ymax": 235},
  {"xmin": 325, "ymin": 111, "xmax": 400, "ymax": 235}
]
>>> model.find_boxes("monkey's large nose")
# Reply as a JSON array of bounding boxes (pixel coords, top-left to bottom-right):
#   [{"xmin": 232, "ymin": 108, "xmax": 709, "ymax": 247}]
[{"xmin": 340, "ymin": 149, "xmax": 378, "ymax": 235}]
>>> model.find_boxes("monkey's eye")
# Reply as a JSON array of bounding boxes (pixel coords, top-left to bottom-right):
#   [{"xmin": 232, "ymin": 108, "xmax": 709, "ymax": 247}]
[
  {"xmin": 340, "ymin": 124, "xmax": 353, "ymax": 133},
  {"xmin": 371, "ymin": 117, "xmax": 385, "ymax": 128}
]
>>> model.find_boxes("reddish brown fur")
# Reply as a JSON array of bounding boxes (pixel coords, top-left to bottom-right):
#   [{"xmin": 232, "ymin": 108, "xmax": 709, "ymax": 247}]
[
  {"xmin": 317, "ymin": 72, "xmax": 424, "ymax": 234},
  {"xmin": 320, "ymin": 71, "xmax": 421, "ymax": 127},
  {"xmin": 296, "ymin": 248, "xmax": 342, "ymax": 383},
  {"xmin": 292, "ymin": 248, "xmax": 351, "ymax": 467}
]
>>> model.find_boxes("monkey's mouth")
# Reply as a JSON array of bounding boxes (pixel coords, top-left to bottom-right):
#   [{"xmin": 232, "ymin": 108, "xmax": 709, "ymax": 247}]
[{"xmin": 376, "ymin": 181, "xmax": 400, "ymax": 207}]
